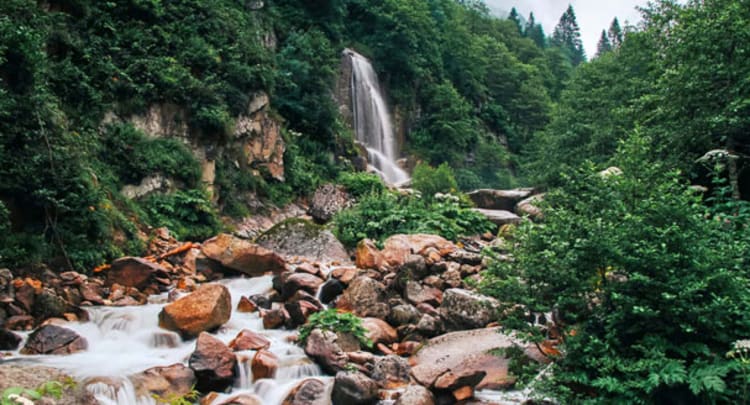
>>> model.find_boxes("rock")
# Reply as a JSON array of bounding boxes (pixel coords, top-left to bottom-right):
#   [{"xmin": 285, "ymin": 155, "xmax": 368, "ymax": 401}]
[
  {"xmin": 304, "ymin": 329, "xmax": 348, "ymax": 374},
  {"xmin": 256, "ymin": 219, "xmax": 349, "ymax": 264},
  {"xmin": 309, "ymin": 184, "xmax": 350, "ymax": 223},
  {"xmin": 439, "ymin": 289, "xmax": 499, "ymax": 331},
  {"xmin": 355, "ymin": 240, "xmax": 383, "ymax": 270},
  {"xmin": 261, "ymin": 308, "xmax": 288, "ymax": 329},
  {"xmin": 217, "ymin": 394, "xmax": 263, "ymax": 405},
  {"xmin": 331, "ymin": 267, "xmax": 359, "ymax": 285},
  {"xmin": 452, "ymin": 385, "xmax": 474, "ymax": 401},
  {"xmin": 319, "ymin": 279, "xmax": 345, "ymax": 304},
  {"xmin": 446, "ymin": 250, "xmax": 483, "ymax": 266},
  {"xmin": 282, "ymin": 378, "xmax": 329, "ymax": 405},
  {"xmin": 395, "ymin": 385, "xmax": 434, "ymax": 405},
  {"xmin": 331, "ymin": 371, "xmax": 379, "ymax": 405},
  {"xmin": 472, "ymin": 209, "xmax": 521, "ymax": 226},
  {"xmin": 32, "ymin": 289, "xmax": 69, "ymax": 320},
  {"xmin": 251, "ymin": 349, "xmax": 278, "ymax": 380},
  {"xmin": 415, "ymin": 314, "xmax": 444, "ymax": 337},
  {"xmin": 79, "ymin": 282, "xmax": 105, "ymax": 305},
  {"xmin": 387, "ymin": 304, "xmax": 421, "ymax": 327},
  {"xmin": 361, "ymin": 317, "xmax": 398, "ymax": 345},
  {"xmin": 404, "ymin": 282, "xmax": 442, "ymax": 307},
  {"xmin": 228, "ymin": 329, "xmax": 271, "ymax": 351},
  {"xmin": 235, "ymin": 103, "xmax": 286, "ymax": 181},
  {"xmin": 282, "ymin": 273, "xmax": 324, "ymax": 299},
  {"xmin": 159, "ymin": 284, "xmax": 231, "ymax": 338},
  {"xmin": 0, "ymin": 329, "xmax": 21, "ymax": 350},
  {"xmin": 409, "ymin": 327, "xmax": 541, "ymax": 390},
  {"xmin": 381, "ymin": 234, "xmax": 457, "ymax": 268},
  {"xmin": 189, "ymin": 332, "xmax": 237, "ymax": 392},
  {"xmin": 21, "ymin": 325, "xmax": 87, "ymax": 355},
  {"xmin": 434, "ymin": 369, "xmax": 486, "ymax": 390},
  {"xmin": 131, "ymin": 364, "xmax": 196, "ymax": 400},
  {"xmin": 201, "ymin": 234, "xmax": 286, "ymax": 276},
  {"xmin": 5, "ymin": 315, "xmax": 34, "ymax": 331},
  {"xmin": 370, "ymin": 355, "xmax": 410, "ymax": 389},
  {"xmin": 285, "ymin": 300, "xmax": 321, "ymax": 328},
  {"xmin": 107, "ymin": 257, "xmax": 165, "ymax": 289},
  {"xmin": 237, "ymin": 296, "xmax": 257, "ymax": 313},
  {"xmin": 0, "ymin": 365, "xmax": 97, "ymax": 405},
  {"xmin": 343, "ymin": 276, "xmax": 390, "ymax": 319},
  {"xmin": 467, "ymin": 188, "xmax": 534, "ymax": 211},
  {"xmin": 516, "ymin": 194, "xmax": 544, "ymax": 220}
]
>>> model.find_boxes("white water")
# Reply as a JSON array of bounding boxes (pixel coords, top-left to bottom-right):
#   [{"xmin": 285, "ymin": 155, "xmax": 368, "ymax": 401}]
[
  {"xmin": 6, "ymin": 277, "xmax": 327, "ymax": 405},
  {"xmin": 346, "ymin": 49, "xmax": 410, "ymax": 186}
]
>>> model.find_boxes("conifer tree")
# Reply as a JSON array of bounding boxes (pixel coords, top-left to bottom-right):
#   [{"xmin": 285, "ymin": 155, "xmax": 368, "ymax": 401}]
[
  {"xmin": 509, "ymin": 7, "xmax": 523, "ymax": 34},
  {"xmin": 608, "ymin": 17, "xmax": 624, "ymax": 49},
  {"xmin": 525, "ymin": 12, "xmax": 546, "ymax": 48},
  {"xmin": 596, "ymin": 29, "xmax": 612, "ymax": 57},
  {"xmin": 552, "ymin": 5, "xmax": 586, "ymax": 66}
]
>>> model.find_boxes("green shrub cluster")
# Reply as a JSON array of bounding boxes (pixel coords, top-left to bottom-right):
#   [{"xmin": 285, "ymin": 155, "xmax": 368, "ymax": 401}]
[
  {"xmin": 298, "ymin": 309, "xmax": 372, "ymax": 348},
  {"xmin": 142, "ymin": 189, "xmax": 221, "ymax": 242},
  {"xmin": 411, "ymin": 162, "xmax": 458, "ymax": 199},
  {"xmin": 337, "ymin": 172, "xmax": 385, "ymax": 198}
]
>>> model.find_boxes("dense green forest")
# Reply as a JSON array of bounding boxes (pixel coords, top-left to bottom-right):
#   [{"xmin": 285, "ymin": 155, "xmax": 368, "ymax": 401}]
[{"xmin": 2, "ymin": 0, "xmax": 750, "ymax": 402}]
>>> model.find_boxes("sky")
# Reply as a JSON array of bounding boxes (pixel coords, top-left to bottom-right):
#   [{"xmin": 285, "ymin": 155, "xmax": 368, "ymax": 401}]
[{"xmin": 484, "ymin": 0, "xmax": 652, "ymax": 58}]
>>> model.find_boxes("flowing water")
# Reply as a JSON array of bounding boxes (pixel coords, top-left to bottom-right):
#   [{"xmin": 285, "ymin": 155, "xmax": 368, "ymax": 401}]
[
  {"xmin": 346, "ymin": 49, "xmax": 410, "ymax": 186},
  {"xmin": 6, "ymin": 277, "xmax": 328, "ymax": 405}
]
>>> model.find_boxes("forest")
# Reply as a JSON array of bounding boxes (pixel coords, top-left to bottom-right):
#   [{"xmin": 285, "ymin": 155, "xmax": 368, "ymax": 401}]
[{"xmin": 1, "ymin": 0, "xmax": 749, "ymax": 403}]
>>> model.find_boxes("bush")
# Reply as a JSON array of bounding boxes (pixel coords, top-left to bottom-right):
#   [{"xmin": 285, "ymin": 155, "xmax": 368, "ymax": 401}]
[
  {"xmin": 481, "ymin": 135, "xmax": 750, "ymax": 403},
  {"xmin": 411, "ymin": 162, "xmax": 458, "ymax": 199},
  {"xmin": 141, "ymin": 189, "xmax": 221, "ymax": 241},
  {"xmin": 337, "ymin": 171, "xmax": 385, "ymax": 197},
  {"xmin": 298, "ymin": 309, "xmax": 372, "ymax": 348}
]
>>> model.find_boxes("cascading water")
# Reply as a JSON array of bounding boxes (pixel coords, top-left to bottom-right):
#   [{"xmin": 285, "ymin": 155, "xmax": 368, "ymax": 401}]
[{"xmin": 346, "ymin": 49, "xmax": 410, "ymax": 185}]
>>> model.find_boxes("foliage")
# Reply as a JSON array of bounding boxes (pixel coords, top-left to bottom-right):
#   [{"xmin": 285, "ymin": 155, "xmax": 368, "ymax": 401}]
[
  {"xmin": 298, "ymin": 309, "xmax": 372, "ymax": 348},
  {"xmin": 411, "ymin": 162, "xmax": 458, "ymax": 198},
  {"xmin": 142, "ymin": 189, "xmax": 221, "ymax": 241},
  {"xmin": 151, "ymin": 386, "xmax": 199, "ymax": 405},
  {"xmin": 482, "ymin": 135, "xmax": 750, "ymax": 403},
  {"xmin": 1, "ymin": 380, "xmax": 69, "ymax": 405},
  {"xmin": 334, "ymin": 190, "xmax": 493, "ymax": 248},
  {"xmin": 337, "ymin": 171, "xmax": 385, "ymax": 198}
]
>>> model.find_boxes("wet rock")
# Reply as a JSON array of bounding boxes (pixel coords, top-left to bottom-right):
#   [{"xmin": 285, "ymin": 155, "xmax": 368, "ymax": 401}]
[
  {"xmin": 5, "ymin": 315, "xmax": 34, "ymax": 331},
  {"xmin": 331, "ymin": 371, "xmax": 378, "ymax": 405},
  {"xmin": 0, "ymin": 364, "xmax": 97, "ymax": 405},
  {"xmin": 131, "ymin": 363, "xmax": 196, "ymax": 400},
  {"xmin": 256, "ymin": 219, "xmax": 349, "ymax": 264},
  {"xmin": 31, "ymin": 288, "xmax": 69, "ymax": 321},
  {"xmin": 281, "ymin": 378, "xmax": 328, "ymax": 405},
  {"xmin": 319, "ymin": 279, "xmax": 345, "ymax": 304},
  {"xmin": 362, "ymin": 317, "xmax": 398, "ymax": 345},
  {"xmin": 0, "ymin": 329, "xmax": 21, "ymax": 350},
  {"xmin": 107, "ymin": 257, "xmax": 165, "ymax": 289},
  {"xmin": 159, "ymin": 283, "xmax": 231, "ymax": 338},
  {"xmin": 189, "ymin": 332, "xmax": 237, "ymax": 392},
  {"xmin": 237, "ymin": 296, "xmax": 257, "ymax": 313},
  {"xmin": 21, "ymin": 325, "xmax": 87, "ymax": 355},
  {"xmin": 251, "ymin": 349, "xmax": 278, "ymax": 380},
  {"xmin": 439, "ymin": 289, "xmax": 499, "ymax": 331},
  {"xmin": 388, "ymin": 304, "xmax": 421, "ymax": 327},
  {"xmin": 282, "ymin": 272, "xmax": 324, "ymax": 299},
  {"xmin": 248, "ymin": 294, "xmax": 272, "ymax": 310},
  {"xmin": 467, "ymin": 188, "xmax": 534, "ymax": 211},
  {"xmin": 261, "ymin": 307, "xmax": 288, "ymax": 329},
  {"xmin": 343, "ymin": 276, "xmax": 390, "ymax": 319},
  {"xmin": 285, "ymin": 300, "xmax": 321, "ymax": 328},
  {"xmin": 309, "ymin": 184, "xmax": 350, "ymax": 223},
  {"xmin": 355, "ymin": 240, "xmax": 383, "ymax": 270},
  {"xmin": 370, "ymin": 355, "xmax": 410, "ymax": 389},
  {"xmin": 395, "ymin": 385, "xmax": 434, "ymax": 405},
  {"xmin": 405, "ymin": 281, "xmax": 442, "ymax": 307},
  {"xmin": 201, "ymin": 233, "xmax": 286, "ymax": 276},
  {"xmin": 304, "ymin": 329, "xmax": 348, "ymax": 374},
  {"xmin": 229, "ymin": 329, "xmax": 271, "ymax": 351}
]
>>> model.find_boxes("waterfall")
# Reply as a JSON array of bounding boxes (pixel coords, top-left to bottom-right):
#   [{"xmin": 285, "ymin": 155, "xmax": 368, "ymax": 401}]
[{"xmin": 346, "ymin": 49, "xmax": 410, "ymax": 185}]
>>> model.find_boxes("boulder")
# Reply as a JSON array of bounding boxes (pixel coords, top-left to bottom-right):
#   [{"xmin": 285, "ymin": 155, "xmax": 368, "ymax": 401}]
[
  {"xmin": 261, "ymin": 307, "xmax": 288, "ymax": 330},
  {"xmin": 369, "ymin": 355, "xmax": 411, "ymax": 389},
  {"xmin": 217, "ymin": 394, "xmax": 263, "ymax": 405},
  {"xmin": 516, "ymin": 193, "xmax": 544, "ymax": 220},
  {"xmin": 355, "ymin": 240, "xmax": 383, "ymax": 270},
  {"xmin": 237, "ymin": 297, "xmax": 257, "ymax": 313},
  {"xmin": 381, "ymin": 234, "xmax": 456, "ymax": 268},
  {"xmin": 201, "ymin": 233, "xmax": 286, "ymax": 276},
  {"xmin": 159, "ymin": 284, "xmax": 231, "ymax": 338},
  {"xmin": 251, "ymin": 349, "xmax": 279, "ymax": 380},
  {"xmin": 395, "ymin": 385, "xmax": 434, "ymax": 405},
  {"xmin": 281, "ymin": 273, "xmax": 324, "ymax": 299},
  {"xmin": 343, "ymin": 276, "xmax": 390, "ymax": 319},
  {"xmin": 189, "ymin": 332, "xmax": 237, "ymax": 392},
  {"xmin": 256, "ymin": 219, "xmax": 349, "ymax": 264},
  {"xmin": 404, "ymin": 282, "xmax": 442, "ymax": 307},
  {"xmin": 21, "ymin": 325, "xmax": 87, "ymax": 355},
  {"xmin": 32, "ymin": 288, "xmax": 69, "ymax": 321},
  {"xmin": 228, "ymin": 329, "xmax": 271, "ymax": 351},
  {"xmin": 107, "ymin": 256, "xmax": 165, "ymax": 289},
  {"xmin": 0, "ymin": 329, "xmax": 22, "ymax": 350},
  {"xmin": 415, "ymin": 314, "xmax": 444, "ymax": 338},
  {"xmin": 361, "ymin": 317, "xmax": 398, "ymax": 345},
  {"xmin": 130, "ymin": 364, "xmax": 196, "ymax": 400},
  {"xmin": 304, "ymin": 329, "xmax": 348, "ymax": 374},
  {"xmin": 331, "ymin": 371, "xmax": 378, "ymax": 405},
  {"xmin": 281, "ymin": 378, "xmax": 329, "ymax": 405},
  {"xmin": 309, "ymin": 184, "xmax": 350, "ymax": 223},
  {"xmin": 319, "ymin": 279, "xmax": 345, "ymax": 304},
  {"xmin": 439, "ymin": 289, "xmax": 499, "ymax": 331},
  {"xmin": 467, "ymin": 188, "xmax": 534, "ymax": 211},
  {"xmin": 472, "ymin": 209, "xmax": 521, "ymax": 226},
  {"xmin": 387, "ymin": 304, "xmax": 421, "ymax": 327},
  {"xmin": 0, "ymin": 365, "xmax": 97, "ymax": 404}
]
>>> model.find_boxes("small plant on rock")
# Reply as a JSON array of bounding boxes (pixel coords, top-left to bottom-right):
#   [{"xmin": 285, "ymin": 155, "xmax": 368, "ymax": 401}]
[{"xmin": 298, "ymin": 309, "xmax": 372, "ymax": 348}]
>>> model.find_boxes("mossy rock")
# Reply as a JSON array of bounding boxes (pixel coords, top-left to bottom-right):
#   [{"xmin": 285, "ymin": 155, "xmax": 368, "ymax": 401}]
[{"xmin": 255, "ymin": 219, "xmax": 350, "ymax": 264}]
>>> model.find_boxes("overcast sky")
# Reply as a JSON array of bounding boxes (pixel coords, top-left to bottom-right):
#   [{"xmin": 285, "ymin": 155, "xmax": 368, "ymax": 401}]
[{"xmin": 484, "ymin": 0, "xmax": 653, "ymax": 58}]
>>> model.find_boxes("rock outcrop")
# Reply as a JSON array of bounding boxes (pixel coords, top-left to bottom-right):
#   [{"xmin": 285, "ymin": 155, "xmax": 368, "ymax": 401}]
[
  {"xmin": 256, "ymin": 219, "xmax": 350, "ymax": 264},
  {"xmin": 309, "ymin": 184, "xmax": 350, "ymax": 223}
]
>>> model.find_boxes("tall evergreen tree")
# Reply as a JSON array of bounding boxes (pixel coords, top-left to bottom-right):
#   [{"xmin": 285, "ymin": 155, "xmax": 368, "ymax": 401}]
[
  {"xmin": 525, "ymin": 12, "xmax": 546, "ymax": 48},
  {"xmin": 596, "ymin": 29, "xmax": 612, "ymax": 57},
  {"xmin": 608, "ymin": 17, "xmax": 624, "ymax": 49},
  {"xmin": 508, "ymin": 7, "xmax": 523, "ymax": 34},
  {"xmin": 552, "ymin": 5, "xmax": 586, "ymax": 66}
]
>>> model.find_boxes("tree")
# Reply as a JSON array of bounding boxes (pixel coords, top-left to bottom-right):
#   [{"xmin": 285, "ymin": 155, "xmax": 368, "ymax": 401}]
[
  {"xmin": 552, "ymin": 5, "xmax": 586, "ymax": 66},
  {"xmin": 524, "ymin": 12, "xmax": 546, "ymax": 48},
  {"xmin": 608, "ymin": 17, "xmax": 624, "ymax": 49},
  {"xmin": 508, "ymin": 7, "xmax": 522, "ymax": 34},
  {"xmin": 596, "ymin": 29, "xmax": 612, "ymax": 56}
]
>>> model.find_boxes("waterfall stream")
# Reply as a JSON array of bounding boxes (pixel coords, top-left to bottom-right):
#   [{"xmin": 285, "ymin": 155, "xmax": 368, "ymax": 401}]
[
  {"xmin": 6, "ymin": 277, "xmax": 327, "ymax": 405},
  {"xmin": 346, "ymin": 49, "xmax": 410, "ymax": 186}
]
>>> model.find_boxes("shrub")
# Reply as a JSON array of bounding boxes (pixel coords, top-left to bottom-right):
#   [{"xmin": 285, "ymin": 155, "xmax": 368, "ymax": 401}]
[
  {"xmin": 298, "ymin": 309, "xmax": 372, "ymax": 348},
  {"xmin": 141, "ymin": 189, "xmax": 221, "ymax": 241},
  {"xmin": 411, "ymin": 162, "xmax": 458, "ymax": 199},
  {"xmin": 337, "ymin": 171, "xmax": 385, "ymax": 197}
]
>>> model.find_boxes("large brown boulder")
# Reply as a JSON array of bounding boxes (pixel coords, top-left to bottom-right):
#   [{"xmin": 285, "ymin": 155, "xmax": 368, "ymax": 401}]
[
  {"xmin": 343, "ymin": 276, "xmax": 390, "ymax": 319},
  {"xmin": 439, "ymin": 289, "xmax": 499, "ymax": 331},
  {"xmin": 395, "ymin": 385, "xmax": 434, "ymax": 405},
  {"xmin": 201, "ymin": 233, "xmax": 286, "ymax": 276},
  {"xmin": 282, "ymin": 272, "xmax": 325, "ymax": 299},
  {"xmin": 304, "ymin": 329, "xmax": 348, "ymax": 374},
  {"xmin": 189, "ymin": 332, "xmax": 237, "ymax": 392},
  {"xmin": 228, "ymin": 329, "xmax": 271, "ymax": 351},
  {"xmin": 159, "ymin": 283, "xmax": 231, "ymax": 338},
  {"xmin": 107, "ymin": 256, "xmax": 166, "ymax": 289},
  {"xmin": 130, "ymin": 364, "xmax": 196, "ymax": 400},
  {"xmin": 281, "ymin": 378, "xmax": 329, "ymax": 405},
  {"xmin": 332, "ymin": 371, "xmax": 378, "ymax": 405},
  {"xmin": 361, "ymin": 318, "xmax": 398, "ymax": 345},
  {"xmin": 251, "ymin": 349, "xmax": 279, "ymax": 380},
  {"xmin": 256, "ymin": 219, "xmax": 350, "ymax": 264},
  {"xmin": 370, "ymin": 355, "xmax": 411, "ymax": 389},
  {"xmin": 467, "ymin": 188, "xmax": 534, "ymax": 211},
  {"xmin": 309, "ymin": 184, "xmax": 350, "ymax": 223},
  {"xmin": 381, "ymin": 234, "xmax": 457, "ymax": 268},
  {"xmin": 355, "ymin": 240, "xmax": 383, "ymax": 269},
  {"xmin": 21, "ymin": 325, "xmax": 87, "ymax": 355}
]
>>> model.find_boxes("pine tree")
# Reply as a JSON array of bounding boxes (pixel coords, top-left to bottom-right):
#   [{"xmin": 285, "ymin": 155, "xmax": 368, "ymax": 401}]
[
  {"xmin": 596, "ymin": 29, "xmax": 612, "ymax": 57},
  {"xmin": 608, "ymin": 17, "xmax": 624, "ymax": 49},
  {"xmin": 525, "ymin": 12, "xmax": 546, "ymax": 48},
  {"xmin": 509, "ymin": 7, "xmax": 523, "ymax": 34},
  {"xmin": 552, "ymin": 5, "xmax": 586, "ymax": 66}
]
